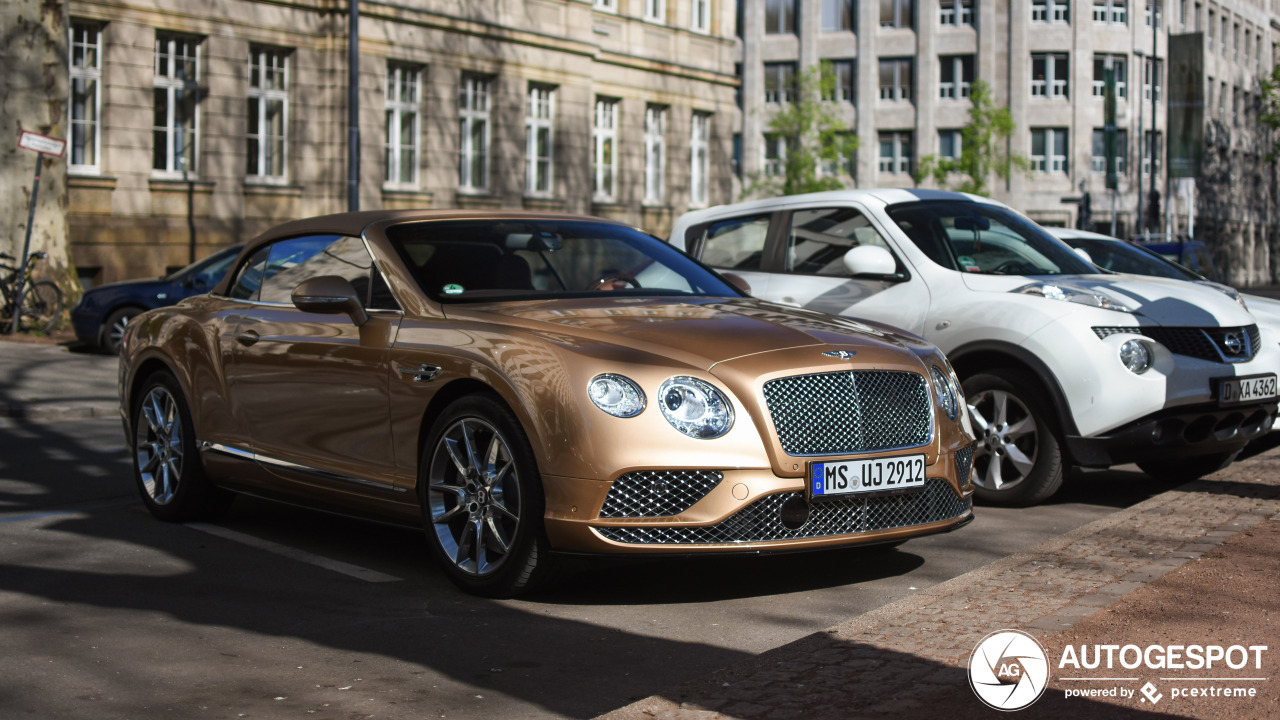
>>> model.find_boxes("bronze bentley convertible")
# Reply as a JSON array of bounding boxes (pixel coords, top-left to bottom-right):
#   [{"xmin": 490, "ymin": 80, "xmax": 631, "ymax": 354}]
[{"xmin": 119, "ymin": 210, "xmax": 976, "ymax": 596}]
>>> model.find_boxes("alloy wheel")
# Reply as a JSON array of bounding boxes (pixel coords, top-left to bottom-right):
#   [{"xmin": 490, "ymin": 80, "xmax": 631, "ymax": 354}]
[
  {"xmin": 967, "ymin": 388, "xmax": 1039, "ymax": 493},
  {"xmin": 135, "ymin": 386, "xmax": 184, "ymax": 505}
]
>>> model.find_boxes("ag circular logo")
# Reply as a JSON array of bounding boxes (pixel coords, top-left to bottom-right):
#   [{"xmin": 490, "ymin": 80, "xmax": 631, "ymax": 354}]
[{"xmin": 968, "ymin": 630, "xmax": 1050, "ymax": 711}]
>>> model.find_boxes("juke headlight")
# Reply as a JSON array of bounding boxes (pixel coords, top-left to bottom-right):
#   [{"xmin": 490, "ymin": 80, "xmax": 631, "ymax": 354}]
[{"xmin": 658, "ymin": 376, "xmax": 735, "ymax": 439}]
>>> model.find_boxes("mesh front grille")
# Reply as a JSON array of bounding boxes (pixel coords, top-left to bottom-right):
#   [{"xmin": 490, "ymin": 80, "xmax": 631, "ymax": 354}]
[
  {"xmin": 1093, "ymin": 325, "xmax": 1260, "ymax": 363},
  {"xmin": 763, "ymin": 370, "xmax": 932, "ymax": 456},
  {"xmin": 599, "ymin": 470, "xmax": 724, "ymax": 518},
  {"xmin": 596, "ymin": 478, "xmax": 968, "ymax": 545},
  {"xmin": 954, "ymin": 444, "xmax": 975, "ymax": 486}
]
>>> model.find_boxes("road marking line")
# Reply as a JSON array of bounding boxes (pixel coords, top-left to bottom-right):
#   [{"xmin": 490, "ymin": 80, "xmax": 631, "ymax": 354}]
[{"xmin": 186, "ymin": 522, "xmax": 403, "ymax": 583}]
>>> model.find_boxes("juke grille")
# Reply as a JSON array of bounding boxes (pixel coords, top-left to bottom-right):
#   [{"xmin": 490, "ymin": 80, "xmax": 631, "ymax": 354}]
[
  {"xmin": 763, "ymin": 370, "xmax": 932, "ymax": 456},
  {"xmin": 595, "ymin": 478, "xmax": 968, "ymax": 545},
  {"xmin": 1093, "ymin": 325, "xmax": 1260, "ymax": 363},
  {"xmin": 599, "ymin": 470, "xmax": 724, "ymax": 518}
]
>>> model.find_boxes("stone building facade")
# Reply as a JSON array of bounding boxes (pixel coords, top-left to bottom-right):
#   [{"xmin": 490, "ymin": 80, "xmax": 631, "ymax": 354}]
[
  {"xmin": 46, "ymin": 0, "xmax": 738, "ymax": 285},
  {"xmin": 735, "ymin": 0, "xmax": 1280, "ymax": 286}
]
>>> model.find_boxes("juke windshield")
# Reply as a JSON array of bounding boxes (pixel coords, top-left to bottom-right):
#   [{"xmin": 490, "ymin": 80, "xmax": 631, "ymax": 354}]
[
  {"xmin": 885, "ymin": 201, "xmax": 1097, "ymax": 276},
  {"xmin": 387, "ymin": 219, "xmax": 741, "ymax": 302}
]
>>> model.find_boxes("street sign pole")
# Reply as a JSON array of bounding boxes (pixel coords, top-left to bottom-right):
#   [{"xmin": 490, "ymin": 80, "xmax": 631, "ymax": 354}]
[
  {"xmin": 1104, "ymin": 64, "xmax": 1118, "ymax": 237},
  {"xmin": 10, "ymin": 130, "xmax": 66, "ymax": 335}
]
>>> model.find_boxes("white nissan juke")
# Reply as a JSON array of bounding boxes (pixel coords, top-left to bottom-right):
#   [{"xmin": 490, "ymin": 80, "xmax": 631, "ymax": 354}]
[{"xmin": 670, "ymin": 189, "xmax": 1279, "ymax": 506}]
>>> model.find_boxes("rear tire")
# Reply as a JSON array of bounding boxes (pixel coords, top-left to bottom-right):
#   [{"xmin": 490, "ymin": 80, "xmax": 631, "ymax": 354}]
[
  {"xmin": 130, "ymin": 370, "xmax": 233, "ymax": 522},
  {"xmin": 102, "ymin": 307, "xmax": 142, "ymax": 355},
  {"xmin": 1137, "ymin": 451, "xmax": 1239, "ymax": 482},
  {"xmin": 962, "ymin": 370, "xmax": 1065, "ymax": 507}
]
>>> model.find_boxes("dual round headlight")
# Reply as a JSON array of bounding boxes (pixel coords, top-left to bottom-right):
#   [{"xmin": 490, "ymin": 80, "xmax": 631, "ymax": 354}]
[
  {"xmin": 1119, "ymin": 338, "xmax": 1152, "ymax": 374},
  {"xmin": 588, "ymin": 373, "xmax": 734, "ymax": 439},
  {"xmin": 930, "ymin": 365, "xmax": 960, "ymax": 421}
]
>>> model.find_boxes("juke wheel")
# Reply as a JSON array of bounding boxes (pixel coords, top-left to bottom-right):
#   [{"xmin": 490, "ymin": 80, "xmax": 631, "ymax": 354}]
[
  {"xmin": 420, "ymin": 395, "xmax": 556, "ymax": 597},
  {"xmin": 962, "ymin": 370, "xmax": 1065, "ymax": 507},
  {"xmin": 131, "ymin": 370, "xmax": 233, "ymax": 522}
]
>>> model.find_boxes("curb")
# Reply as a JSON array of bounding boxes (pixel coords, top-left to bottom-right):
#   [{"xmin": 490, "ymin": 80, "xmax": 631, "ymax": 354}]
[{"xmin": 1, "ymin": 401, "xmax": 121, "ymax": 423}]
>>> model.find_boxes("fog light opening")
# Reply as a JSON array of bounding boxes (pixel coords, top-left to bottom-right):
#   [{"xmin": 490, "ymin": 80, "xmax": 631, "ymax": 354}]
[{"xmin": 779, "ymin": 496, "xmax": 811, "ymax": 530}]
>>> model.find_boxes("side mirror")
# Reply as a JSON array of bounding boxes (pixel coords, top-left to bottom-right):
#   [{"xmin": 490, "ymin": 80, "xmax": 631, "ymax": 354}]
[
  {"xmin": 721, "ymin": 272, "xmax": 752, "ymax": 296},
  {"xmin": 1073, "ymin": 247, "xmax": 1094, "ymax": 264},
  {"xmin": 291, "ymin": 275, "xmax": 369, "ymax": 327},
  {"xmin": 843, "ymin": 245, "xmax": 899, "ymax": 279}
]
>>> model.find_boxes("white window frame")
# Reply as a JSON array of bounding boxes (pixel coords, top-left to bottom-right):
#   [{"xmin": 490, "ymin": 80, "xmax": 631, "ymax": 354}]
[
  {"xmin": 763, "ymin": 133, "xmax": 789, "ymax": 177},
  {"xmin": 593, "ymin": 0, "xmax": 617, "ymax": 11},
  {"xmin": 879, "ymin": 58, "xmax": 913, "ymax": 101},
  {"xmin": 1091, "ymin": 128, "xmax": 1128, "ymax": 173},
  {"xmin": 459, "ymin": 75, "xmax": 491, "ymax": 192},
  {"xmin": 764, "ymin": 62, "xmax": 797, "ymax": 104},
  {"xmin": 690, "ymin": 112, "xmax": 710, "ymax": 207},
  {"xmin": 938, "ymin": 129, "xmax": 963, "ymax": 160},
  {"xmin": 691, "ymin": 0, "xmax": 710, "ymax": 32},
  {"xmin": 937, "ymin": 0, "xmax": 974, "ymax": 26},
  {"xmin": 525, "ymin": 84, "xmax": 556, "ymax": 196},
  {"xmin": 68, "ymin": 21, "xmax": 102, "ymax": 174},
  {"xmin": 1092, "ymin": 55, "xmax": 1128, "ymax": 99},
  {"xmin": 878, "ymin": 131, "xmax": 913, "ymax": 175},
  {"xmin": 593, "ymin": 98, "xmax": 619, "ymax": 202},
  {"xmin": 384, "ymin": 62, "xmax": 421, "ymax": 188},
  {"xmin": 1142, "ymin": 130, "xmax": 1162, "ymax": 175},
  {"xmin": 822, "ymin": 0, "xmax": 854, "ymax": 32},
  {"xmin": 1143, "ymin": 57, "xmax": 1162, "ymax": 103},
  {"xmin": 644, "ymin": 105, "xmax": 667, "ymax": 204},
  {"xmin": 880, "ymin": 0, "xmax": 914, "ymax": 29},
  {"xmin": 1031, "ymin": 53, "xmax": 1070, "ymax": 99},
  {"xmin": 645, "ymin": 0, "xmax": 666, "ymax": 23},
  {"xmin": 1093, "ymin": 0, "xmax": 1128, "ymax": 24},
  {"xmin": 1032, "ymin": 0, "xmax": 1070, "ymax": 23},
  {"xmin": 824, "ymin": 60, "xmax": 855, "ymax": 103},
  {"xmin": 154, "ymin": 33, "xmax": 201, "ymax": 177},
  {"xmin": 247, "ymin": 47, "xmax": 288, "ymax": 182},
  {"xmin": 1145, "ymin": 0, "xmax": 1162, "ymax": 27},
  {"xmin": 938, "ymin": 55, "xmax": 973, "ymax": 99},
  {"xmin": 1031, "ymin": 127, "xmax": 1068, "ymax": 173}
]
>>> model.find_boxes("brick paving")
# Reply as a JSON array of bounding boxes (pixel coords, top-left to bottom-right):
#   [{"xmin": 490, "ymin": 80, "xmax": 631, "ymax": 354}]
[{"xmin": 597, "ymin": 453, "xmax": 1280, "ymax": 720}]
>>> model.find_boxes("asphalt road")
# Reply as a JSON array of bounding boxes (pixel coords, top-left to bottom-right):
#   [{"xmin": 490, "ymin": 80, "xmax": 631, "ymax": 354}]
[{"xmin": 0, "ymin": 414, "xmax": 1180, "ymax": 720}]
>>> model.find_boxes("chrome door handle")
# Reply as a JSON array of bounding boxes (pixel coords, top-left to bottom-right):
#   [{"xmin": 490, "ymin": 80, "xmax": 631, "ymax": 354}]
[
  {"xmin": 397, "ymin": 364, "xmax": 442, "ymax": 383},
  {"xmin": 236, "ymin": 330, "xmax": 260, "ymax": 346}
]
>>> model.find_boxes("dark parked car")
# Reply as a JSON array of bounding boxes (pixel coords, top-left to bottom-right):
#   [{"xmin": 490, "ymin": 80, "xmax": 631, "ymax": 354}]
[{"xmin": 71, "ymin": 245, "xmax": 240, "ymax": 354}]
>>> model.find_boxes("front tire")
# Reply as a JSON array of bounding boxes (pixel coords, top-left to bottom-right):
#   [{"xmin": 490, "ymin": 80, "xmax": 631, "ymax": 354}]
[
  {"xmin": 419, "ymin": 395, "xmax": 556, "ymax": 597},
  {"xmin": 963, "ymin": 370, "xmax": 1065, "ymax": 507},
  {"xmin": 131, "ymin": 370, "xmax": 233, "ymax": 522},
  {"xmin": 102, "ymin": 307, "xmax": 142, "ymax": 355}
]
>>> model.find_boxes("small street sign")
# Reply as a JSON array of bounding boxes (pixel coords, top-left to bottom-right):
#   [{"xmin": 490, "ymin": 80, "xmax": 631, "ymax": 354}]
[{"xmin": 18, "ymin": 130, "xmax": 66, "ymax": 157}]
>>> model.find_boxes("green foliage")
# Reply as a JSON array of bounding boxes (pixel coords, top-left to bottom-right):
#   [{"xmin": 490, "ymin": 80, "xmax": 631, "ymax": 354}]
[
  {"xmin": 741, "ymin": 63, "xmax": 859, "ymax": 199},
  {"xmin": 914, "ymin": 79, "xmax": 1031, "ymax": 196},
  {"xmin": 1258, "ymin": 65, "xmax": 1280, "ymax": 162}
]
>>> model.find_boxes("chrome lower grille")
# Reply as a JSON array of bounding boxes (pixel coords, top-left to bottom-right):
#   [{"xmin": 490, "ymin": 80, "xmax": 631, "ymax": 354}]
[
  {"xmin": 599, "ymin": 470, "xmax": 723, "ymax": 518},
  {"xmin": 955, "ymin": 444, "xmax": 975, "ymax": 486},
  {"xmin": 595, "ymin": 478, "xmax": 968, "ymax": 545},
  {"xmin": 763, "ymin": 370, "xmax": 932, "ymax": 456},
  {"xmin": 1093, "ymin": 325, "xmax": 1260, "ymax": 363}
]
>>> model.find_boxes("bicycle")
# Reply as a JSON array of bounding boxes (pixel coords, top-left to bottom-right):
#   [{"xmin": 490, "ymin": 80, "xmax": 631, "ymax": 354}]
[{"xmin": 0, "ymin": 250, "xmax": 64, "ymax": 334}]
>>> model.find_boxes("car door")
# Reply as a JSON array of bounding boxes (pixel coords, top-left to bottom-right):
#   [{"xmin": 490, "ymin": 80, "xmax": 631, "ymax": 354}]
[
  {"xmin": 685, "ymin": 212, "xmax": 775, "ymax": 298},
  {"xmin": 223, "ymin": 233, "xmax": 403, "ymax": 493},
  {"xmin": 763, "ymin": 205, "xmax": 931, "ymax": 333}
]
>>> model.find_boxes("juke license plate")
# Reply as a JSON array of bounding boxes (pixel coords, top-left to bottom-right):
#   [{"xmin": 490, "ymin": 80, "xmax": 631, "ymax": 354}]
[
  {"xmin": 1217, "ymin": 373, "xmax": 1278, "ymax": 405},
  {"xmin": 809, "ymin": 454, "xmax": 926, "ymax": 499}
]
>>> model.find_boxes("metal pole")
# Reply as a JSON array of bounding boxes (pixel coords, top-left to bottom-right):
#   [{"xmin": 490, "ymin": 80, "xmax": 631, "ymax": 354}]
[
  {"xmin": 1136, "ymin": 49, "xmax": 1145, "ymax": 237},
  {"xmin": 1151, "ymin": 1, "xmax": 1159, "ymax": 237},
  {"xmin": 347, "ymin": 0, "xmax": 360, "ymax": 212},
  {"xmin": 8, "ymin": 156, "xmax": 41, "ymax": 334}
]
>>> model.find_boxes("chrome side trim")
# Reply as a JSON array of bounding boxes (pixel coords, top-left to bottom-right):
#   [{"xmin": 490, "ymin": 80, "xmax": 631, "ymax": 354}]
[{"xmin": 201, "ymin": 442, "xmax": 406, "ymax": 494}]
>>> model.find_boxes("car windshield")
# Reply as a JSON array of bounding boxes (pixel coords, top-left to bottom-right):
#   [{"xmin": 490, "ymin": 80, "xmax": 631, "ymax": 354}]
[
  {"xmin": 884, "ymin": 200, "xmax": 1097, "ymax": 276},
  {"xmin": 1062, "ymin": 236, "xmax": 1201, "ymax": 281},
  {"xmin": 167, "ymin": 247, "xmax": 240, "ymax": 287},
  {"xmin": 387, "ymin": 219, "xmax": 741, "ymax": 302}
]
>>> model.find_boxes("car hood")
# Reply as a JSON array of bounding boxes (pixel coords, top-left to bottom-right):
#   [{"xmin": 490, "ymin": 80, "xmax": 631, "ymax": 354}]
[
  {"xmin": 1242, "ymin": 293, "xmax": 1280, "ymax": 331},
  {"xmin": 960, "ymin": 272, "xmax": 1257, "ymax": 327},
  {"xmin": 445, "ymin": 297, "xmax": 930, "ymax": 370},
  {"xmin": 75, "ymin": 277, "xmax": 173, "ymax": 309}
]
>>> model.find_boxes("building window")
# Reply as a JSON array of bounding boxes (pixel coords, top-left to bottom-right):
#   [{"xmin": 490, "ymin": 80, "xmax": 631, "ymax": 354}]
[
  {"xmin": 1143, "ymin": 57, "xmax": 1162, "ymax": 103},
  {"xmin": 879, "ymin": 58, "xmax": 913, "ymax": 101},
  {"xmin": 1220, "ymin": 15, "xmax": 1227, "ymax": 56},
  {"xmin": 938, "ymin": 55, "xmax": 974, "ymax": 99},
  {"xmin": 766, "ymin": 0, "xmax": 796, "ymax": 33},
  {"xmin": 822, "ymin": 0, "xmax": 855, "ymax": 32},
  {"xmin": 690, "ymin": 112, "xmax": 711, "ymax": 207},
  {"xmin": 645, "ymin": 0, "xmax": 665, "ymax": 23},
  {"xmin": 1031, "ymin": 127, "xmax": 1068, "ymax": 173},
  {"xmin": 763, "ymin": 133, "xmax": 791, "ymax": 176},
  {"xmin": 1092, "ymin": 55, "xmax": 1127, "ymax": 99},
  {"xmin": 644, "ymin": 105, "xmax": 667, "ymax": 204},
  {"xmin": 593, "ymin": 98, "xmax": 618, "ymax": 202},
  {"xmin": 1031, "ymin": 54, "xmax": 1069, "ymax": 99},
  {"xmin": 880, "ymin": 0, "xmax": 914, "ymax": 29},
  {"xmin": 938, "ymin": 129, "xmax": 962, "ymax": 160},
  {"xmin": 247, "ymin": 47, "xmax": 288, "ymax": 180},
  {"xmin": 1145, "ymin": 0, "xmax": 1161, "ymax": 27},
  {"xmin": 525, "ymin": 84, "xmax": 556, "ymax": 196},
  {"xmin": 1233, "ymin": 22, "xmax": 1240, "ymax": 63},
  {"xmin": 1142, "ymin": 130, "xmax": 1161, "ymax": 175},
  {"xmin": 594, "ymin": 0, "xmax": 616, "ymax": 10},
  {"xmin": 691, "ymin": 0, "xmax": 710, "ymax": 32},
  {"xmin": 1091, "ymin": 128, "xmax": 1128, "ymax": 173},
  {"xmin": 824, "ymin": 60, "xmax": 855, "ymax": 103},
  {"xmin": 384, "ymin": 63, "xmax": 420, "ymax": 187},
  {"xmin": 938, "ymin": 0, "xmax": 974, "ymax": 26},
  {"xmin": 154, "ymin": 33, "xmax": 200, "ymax": 176},
  {"xmin": 1093, "ymin": 0, "xmax": 1127, "ymax": 24},
  {"xmin": 459, "ymin": 75, "xmax": 491, "ymax": 192},
  {"xmin": 878, "ymin": 131, "xmax": 913, "ymax": 174},
  {"xmin": 764, "ymin": 62, "xmax": 797, "ymax": 104},
  {"xmin": 68, "ymin": 21, "xmax": 102, "ymax": 173},
  {"xmin": 1032, "ymin": 0, "xmax": 1070, "ymax": 23},
  {"xmin": 819, "ymin": 131, "xmax": 855, "ymax": 178}
]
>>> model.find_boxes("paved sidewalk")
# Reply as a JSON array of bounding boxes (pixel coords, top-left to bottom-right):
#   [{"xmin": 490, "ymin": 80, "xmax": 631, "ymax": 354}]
[
  {"xmin": 0, "ymin": 338, "xmax": 119, "ymax": 421},
  {"xmin": 597, "ymin": 454, "xmax": 1280, "ymax": 720}
]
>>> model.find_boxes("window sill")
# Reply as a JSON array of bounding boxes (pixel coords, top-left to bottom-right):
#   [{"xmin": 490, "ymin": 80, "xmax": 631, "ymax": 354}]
[
  {"xmin": 243, "ymin": 182, "xmax": 303, "ymax": 196},
  {"xmin": 68, "ymin": 175, "xmax": 118, "ymax": 190}
]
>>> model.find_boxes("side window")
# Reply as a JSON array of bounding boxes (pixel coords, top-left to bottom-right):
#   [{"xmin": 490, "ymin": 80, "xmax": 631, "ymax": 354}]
[
  {"xmin": 258, "ymin": 235, "xmax": 388, "ymax": 305},
  {"xmin": 229, "ymin": 246, "xmax": 270, "ymax": 300},
  {"xmin": 697, "ymin": 214, "xmax": 771, "ymax": 271},
  {"xmin": 786, "ymin": 207, "xmax": 894, "ymax": 276}
]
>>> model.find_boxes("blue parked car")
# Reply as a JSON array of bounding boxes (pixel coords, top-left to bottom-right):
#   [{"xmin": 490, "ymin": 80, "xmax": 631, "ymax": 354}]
[{"xmin": 71, "ymin": 245, "xmax": 241, "ymax": 354}]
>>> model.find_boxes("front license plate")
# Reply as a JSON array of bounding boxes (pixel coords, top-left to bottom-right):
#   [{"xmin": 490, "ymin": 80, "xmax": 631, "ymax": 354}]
[
  {"xmin": 809, "ymin": 454, "xmax": 926, "ymax": 499},
  {"xmin": 1217, "ymin": 374, "xmax": 1278, "ymax": 405}
]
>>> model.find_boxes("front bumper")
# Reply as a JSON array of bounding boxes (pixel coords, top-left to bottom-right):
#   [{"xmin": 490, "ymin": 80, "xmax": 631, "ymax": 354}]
[{"xmin": 1065, "ymin": 400, "xmax": 1277, "ymax": 467}]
